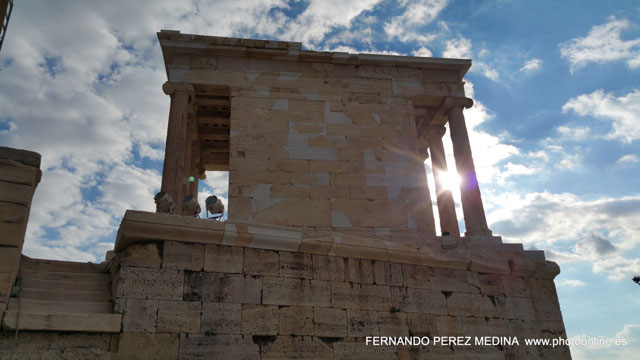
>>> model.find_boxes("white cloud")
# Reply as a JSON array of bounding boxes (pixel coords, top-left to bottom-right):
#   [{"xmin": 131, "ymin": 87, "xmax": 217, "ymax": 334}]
[
  {"xmin": 570, "ymin": 324, "xmax": 640, "ymax": 360},
  {"xmin": 593, "ymin": 256, "xmax": 640, "ymax": 281},
  {"xmin": 520, "ymin": 58, "xmax": 542, "ymax": 73},
  {"xmin": 487, "ymin": 191, "xmax": 640, "ymax": 279},
  {"xmin": 384, "ymin": 0, "xmax": 448, "ymax": 43},
  {"xmin": 557, "ymin": 125, "xmax": 590, "ymax": 141},
  {"xmin": 558, "ymin": 279, "xmax": 586, "ymax": 288},
  {"xmin": 563, "ymin": 89, "xmax": 640, "ymax": 143},
  {"xmin": 442, "ymin": 36, "xmax": 472, "ymax": 58},
  {"xmin": 412, "ymin": 47, "xmax": 433, "ymax": 57},
  {"xmin": 616, "ymin": 154, "xmax": 640, "ymax": 165},
  {"xmin": 559, "ymin": 17, "xmax": 640, "ymax": 70}
]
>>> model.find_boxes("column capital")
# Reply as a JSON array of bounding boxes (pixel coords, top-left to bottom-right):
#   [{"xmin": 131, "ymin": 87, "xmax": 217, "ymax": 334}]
[
  {"xmin": 444, "ymin": 96, "xmax": 473, "ymax": 112},
  {"xmin": 426, "ymin": 125, "xmax": 447, "ymax": 140},
  {"xmin": 162, "ymin": 81, "xmax": 195, "ymax": 98}
]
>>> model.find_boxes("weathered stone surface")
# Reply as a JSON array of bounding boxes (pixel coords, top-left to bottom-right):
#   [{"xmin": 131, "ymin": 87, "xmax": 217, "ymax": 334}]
[
  {"xmin": 279, "ymin": 252, "xmax": 313, "ymax": 279},
  {"xmin": 331, "ymin": 282, "xmax": 392, "ymax": 310},
  {"xmin": 377, "ymin": 311, "xmax": 409, "ymax": 336},
  {"xmin": 407, "ymin": 313, "xmax": 438, "ymax": 337},
  {"xmin": 333, "ymin": 338, "xmax": 397, "ymax": 360},
  {"xmin": 115, "ymin": 267, "xmax": 183, "ymax": 300},
  {"xmin": 242, "ymin": 304, "xmax": 279, "ymax": 335},
  {"xmin": 0, "ymin": 246, "xmax": 20, "ymax": 273},
  {"xmin": 347, "ymin": 309, "xmax": 379, "ymax": 336},
  {"xmin": 115, "ymin": 299, "xmax": 158, "ymax": 332},
  {"xmin": 373, "ymin": 261, "xmax": 403, "ymax": 286},
  {"xmin": 390, "ymin": 286, "xmax": 446, "ymax": 315},
  {"xmin": 0, "ymin": 159, "xmax": 40, "ymax": 186},
  {"xmin": 179, "ymin": 334, "xmax": 259, "ymax": 360},
  {"xmin": 201, "ymin": 302, "xmax": 242, "ymax": 334},
  {"xmin": 312, "ymin": 255, "xmax": 345, "ymax": 281},
  {"xmin": 261, "ymin": 336, "xmax": 333, "ymax": 360},
  {"xmin": 162, "ymin": 241, "xmax": 204, "ymax": 271},
  {"xmin": 253, "ymin": 198, "xmax": 331, "ymax": 227},
  {"xmin": 157, "ymin": 300, "xmax": 201, "ymax": 333},
  {"xmin": 346, "ymin": 258, "xmax": 375, "ymax": 284},
  {"xmin": 0, "ymin": 202, "xmax": 27, "ymax": 223},
  {"xmin": 184, "ymin": 272, "xmax": 261, "ymax": 304},
  {"xmin": 263, "ymin": 277, "xmax": 331, "ymax": 307},
  {"xmin": 331, "ymin": 199, "xmax": 407, "ymax": 228},
  {"xmin": 279, "ymin": 306, "xmax": 314, "ymax": 335},
  {"xmin": 119, "ymin": 242, "xmax": 162, "ymax": 268},
  {"xmin": 204, "ymin": 244, "xmax": 243, "ymax": 273},
  {"xmin": 244, "ymin": 248, "xmax": 279, "ymax": 276},
  {"xmin": 0, "ymin": 146, "xmax": 41, "ymax": 168},
  {"xmin": 314, "ymin": 307, "xmax": 347, "ymax": 337},
  {"xmin": 117, "ymin": 333, "xmax": 179, "ymax": 360}
]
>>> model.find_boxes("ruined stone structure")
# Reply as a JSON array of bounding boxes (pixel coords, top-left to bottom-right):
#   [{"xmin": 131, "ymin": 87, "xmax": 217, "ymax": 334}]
[{"xmin": 0, "ymin": 31, "xmax": 571, "ymax": 359}]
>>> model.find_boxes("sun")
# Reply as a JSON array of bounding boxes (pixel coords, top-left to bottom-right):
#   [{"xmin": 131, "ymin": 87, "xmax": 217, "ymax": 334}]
[{"xmin": 437, "ymin": 170, "xmax": 461, "ymax": 192}]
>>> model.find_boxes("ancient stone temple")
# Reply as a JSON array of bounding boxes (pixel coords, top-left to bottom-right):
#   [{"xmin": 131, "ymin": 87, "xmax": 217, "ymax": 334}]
[{"xmin": 0, "ymin": 30, "xmax": 571, "ymax": 359}]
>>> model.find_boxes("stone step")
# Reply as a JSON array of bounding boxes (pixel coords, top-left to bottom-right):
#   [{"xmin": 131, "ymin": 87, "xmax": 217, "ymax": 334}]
[
  {"xmin": 12, "ymin": 287, "xmax": 112, "ymax": 302},
  {"xmin": 20, "ymin": 256, "xmax": 105, "ymax": 274},
  {"xmin": 7, "ymin": 298, "xmax": 113, "ymax": 314},
  {"xmin": 20, "ymin": 268, "xmax": 110, "ymax": 283},
  {"xmin": 1, "ymin": 311, "xmax": 122, "ymax": 333},
  {"xmin": 18, "ymin": 277, "xmax": 110, "ymax": 292}
]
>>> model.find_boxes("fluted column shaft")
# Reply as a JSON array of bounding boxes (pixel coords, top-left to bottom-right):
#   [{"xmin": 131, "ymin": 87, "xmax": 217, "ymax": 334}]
[
  {"xmin": 161, "ymin": 81, "xmax": 194, "ymax": 214},
  {"xmin": 428, "ymin": 126, "xmax": 460, "ymax": 237},
  {"xmin": 447, "ymin": 99, "xmax": 492, "ymax": 237}
]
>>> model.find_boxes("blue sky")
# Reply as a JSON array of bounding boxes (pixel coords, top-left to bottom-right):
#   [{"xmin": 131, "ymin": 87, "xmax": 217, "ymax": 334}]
[{"xmin": 0, "ymin": 1, "xmax": 638, "ymax": 358}]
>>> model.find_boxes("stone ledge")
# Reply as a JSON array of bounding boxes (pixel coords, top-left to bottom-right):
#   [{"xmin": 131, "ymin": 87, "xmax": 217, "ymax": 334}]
[{"xmin": 115, "ymin": 210, "xmax": 560, "ymax": 279}]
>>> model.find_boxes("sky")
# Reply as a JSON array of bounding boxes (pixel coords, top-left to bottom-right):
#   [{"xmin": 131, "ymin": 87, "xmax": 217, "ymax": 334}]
[{"xmin": 0, "ymin": 0, "xmax": 638, "ymax": 358}]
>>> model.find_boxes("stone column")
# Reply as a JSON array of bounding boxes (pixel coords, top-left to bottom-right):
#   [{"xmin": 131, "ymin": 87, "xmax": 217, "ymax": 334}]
[
  {"xmin": 446, "ymin": 97, "xmax": 492, "ymax": 237},
  {"xmin": 427, "ymin": 126, "xmax": 460, "ymax": 237},
  {"xmin": 161, "ymin": 81, "xmax": 195, "ymax": 215},
  {"xmin": 0, "ymin": 147, "xmax": 41, "ymax": 314}
]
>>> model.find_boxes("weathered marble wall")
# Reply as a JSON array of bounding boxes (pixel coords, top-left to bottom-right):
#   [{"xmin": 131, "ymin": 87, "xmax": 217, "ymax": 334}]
[{"xmin": 109, "ymin": 237, "xmax": 570, "ymax": 359}]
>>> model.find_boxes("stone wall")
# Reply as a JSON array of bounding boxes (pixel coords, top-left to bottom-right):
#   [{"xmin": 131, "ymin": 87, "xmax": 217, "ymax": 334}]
[
  {"xmin": 0, "ymin": 147, "xmax": 41, "ymax": 315},
  {"xmin": 110, "ymin": 230, "xmax": 570, "ymax": 359}
]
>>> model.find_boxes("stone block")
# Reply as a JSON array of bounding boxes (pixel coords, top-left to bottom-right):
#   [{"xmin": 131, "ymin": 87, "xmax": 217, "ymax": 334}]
[
  {"xmin": 533, "ymin": 299, "xmax": 563, "ymax": 322},
  {"xmin": 346, "ymin": 258, "xmax": 375, "ymax": 284},
  {"xmin": 0, "ymin": 159, "xmax": 40, "ymax": 186},
  {"xmin": 179, "ymin": 334, "xmax": 259, "ymax": 360},
  {"xmin": 461, "ymin": 317, "xmax": 489, "ymax": 337},
  {"xmin": 402, "ymin": 264, "xmax": 431, "ymax": 289},
  {"xmin": 157, "ymin": 300, "xmax": 201, "ymax": 333},
  {"xmin": 262, "ymin": 277, "xmax": 331, "ymax": 307},
  {"xmin": 312, "ymin": 255, "xmax": 345, "ymax": 281},
  {"xmin": 279, "ymin": 306, "xmax": 314, "ymax": 335},
  {"xmin": 201, "ymin": 302, "xmax": 241, "ymax": 335},
  {"xmin": 0, "ymin": 273, "xmax": 12, "ymax": 301},
  {"xmin": 269, "ymin": 159, "xmax": 309, "ymax": 172},
  {"xmin": 244, "ymin": 248, "xmax": 279, "ymax": 276},
  {"xmin": 119, "ymin": 242, "xmax": 162, "ymax": 268},
  {"xmin": 242, "ymin": 304, "xmax": 279, "ymax": 335},
  {"xmin": 333, "ymin": 338, "xmax": 397, "ymax": 360},
  {"xmin": 114, "ymin": 299, "xmax": 158, "ymax": 332},
  {"xmin": 270, "ymin": 185, "xmax": 310, "ymax": 198},
  {"xmin": 377, "ymin": 311, "xmax": 409, "ymax": 336},
  {"xmin": 162, "ymin": 241, "xmax": 204, "ymax": 271},
  {"xmin": 496, "ymin": 296, "xmax": 535, "ymax": 321},
  {"xmin": 253, "ymin": 198, "xmax": 331, "ymax": 227},
  {"xmin": 390, "ymin": 287, "xmax": 446, "ymax": 315},
  {"xmin": 331, "ymin": 199, "xmax": 407, "ymax": 228},
  {"xmin": 115, "ymin": 267, "xmax": 183, "ymax": 300},
  {"xmin": 261, "ymin": 336, "xmax": 333, "ymax": 360},
  {"xmin": 503, "ymin": 276, "xmax": 530, "ymax": 297},
  {"xmin": 0, "ymin": 222, "xmax": 26, "ymax": 247},
  {"xmin": 314, "ymin": 307, "xmax": 347, "ymax": 337},
  {"xmin": 184, "ymin": 272, "xmax": 261, "ymax": 304},
  {"xmin": 406, "ymin": 313, "xmax": 438, "ymax": 337},
  {"xmin": 348, "ymin": 186, "xmax": 389, "ymax": 200},
  {"xmin": 373, "ymin": 261, "xmax": 403, "ymax": 286},
  {"xmin": 0, "ymin": 202, "xmax": 27, "ymax": 223},
  {"xmin": 310, "ymin": 185, "xmax": 349, "ymax": 198},
  {"xmin": 0, "ymin": 147, "xmax": 41, "ymax": 168},
  {"xmin": 331, "ymin": 282, "xmax": 392, "ymax": 310},
  {"xmin": 279, "ymin": 252, "xmax": 313, "ymax": 279},
  {"xmin": 0, "ymin": 246, "xmax": 20, "ymax": 273},
  {"xmin": 117, "ymin": 333, "xmax": 179, "ymax": 360},
  {"xmin": 308, "ymin": 160, "xmax": 348, "ymax": 173},
  {"xmin": 204, "ymin": 244, "xmax": 243, "ymax": 273},
  {"xmin": 478, "ymin": 273, "xmax": 504, "ymax": 296}
]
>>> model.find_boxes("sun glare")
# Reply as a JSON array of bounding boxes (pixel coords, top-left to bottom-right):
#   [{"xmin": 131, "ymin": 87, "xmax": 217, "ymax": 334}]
[{"xmin": 438, "ymin": 171, "xmax": 462, "ymax": 191}]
